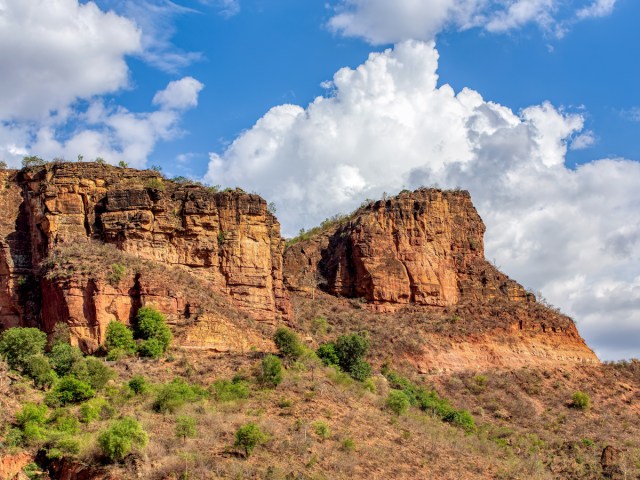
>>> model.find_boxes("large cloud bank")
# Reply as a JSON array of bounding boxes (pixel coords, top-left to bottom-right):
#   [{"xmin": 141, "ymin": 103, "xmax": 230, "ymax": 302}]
[
  {"xmin": 206, "ymin": 41, "xmax": 640, "ymax": 360},
  {"xmin": 328, "ymin": 0, "xmax": 618, "ymax": 43},
  {"xmin": 0, "ymin": 0, "xmax": 203, "ymax": 167}
]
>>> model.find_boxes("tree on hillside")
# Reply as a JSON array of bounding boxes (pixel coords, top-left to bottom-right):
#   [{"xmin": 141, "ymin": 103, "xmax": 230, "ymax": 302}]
[{"xmin": 0, "ymin": 327, "xmax": 47, "ymax": 372}]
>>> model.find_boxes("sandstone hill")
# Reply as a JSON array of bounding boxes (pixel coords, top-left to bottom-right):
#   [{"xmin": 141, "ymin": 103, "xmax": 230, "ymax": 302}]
[
  {"xmin": 0, "ymin": 163, "xmax": 596, "ymax": 370},
  {"xmin": 284, "ymin": 188, "xmax": 597, "ymax": 371},
  {"xmin": 0, "ymin": 163, "xmax": 288, "ymax": 353},
  {"xmin": 1, "ymin": 162, "xmax": 638, "ymax": 480}
]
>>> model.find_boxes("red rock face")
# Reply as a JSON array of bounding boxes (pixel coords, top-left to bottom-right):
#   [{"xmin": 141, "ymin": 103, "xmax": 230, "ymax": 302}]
[
  {"xmin": 285, "ymin": 189, "xmax": 528, "ymax": 309},
  {"xmin": 0, "ymin": 163, "xmax": 289, "ymax": 350},
  {"xmin": 284, "ymin": 188, "xmax": 598, "ymax": 366}
]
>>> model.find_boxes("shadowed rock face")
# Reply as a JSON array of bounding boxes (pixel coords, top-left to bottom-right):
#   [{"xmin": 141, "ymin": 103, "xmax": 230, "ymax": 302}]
[{"xmin": 0, "ymin": 163, "xmax": 289, "ymax": 350}]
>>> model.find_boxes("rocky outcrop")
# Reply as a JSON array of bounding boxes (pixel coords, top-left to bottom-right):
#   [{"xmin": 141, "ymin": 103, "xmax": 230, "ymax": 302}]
[
  {"xmin": 285, "ymin": 189, "xmax": 529, "ymax": 309},
  {"xmin": 0, "ymin": 162, "xmax": 289, "ymax": 350},
  {"xmin": 0, "ymin": 452, "xmax": 32, "ymax": 480},
  {"xmin": 285, "ymin": 188, "xmax": 598, "ymax": 366}
]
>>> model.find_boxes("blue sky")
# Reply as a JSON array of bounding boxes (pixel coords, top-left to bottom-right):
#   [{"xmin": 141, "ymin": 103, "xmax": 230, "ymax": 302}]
[{"xmin": 1, "ymin": 0, "xmax": 639, "ymax": 360}]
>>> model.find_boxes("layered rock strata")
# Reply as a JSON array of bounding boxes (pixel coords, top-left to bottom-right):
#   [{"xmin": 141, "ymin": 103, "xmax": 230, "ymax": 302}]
[
  {"xmin": 284, "ymin": 188, "xmax": 598, "ymax": 366},
  {"xmin": 0, "ymin": 163, "xmax": 289, "ymax": 350}
]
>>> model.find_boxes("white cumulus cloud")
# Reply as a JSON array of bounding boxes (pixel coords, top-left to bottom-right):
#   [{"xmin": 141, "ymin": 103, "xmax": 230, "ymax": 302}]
[
  {"xmin": 328, "ymin": 0, "xmax": 619, "ymax": 44},
  {"xmin": 0, "ymin": 0, "xmax": 141, "ymax": 121},
  {"xmin": 206, "ymin": 40, "xmax": 640, "ymax": 360},
  {"xmin": 0, "ymin": 1, "xmax": 202, "ymax": 168},
  {"xmin": 153, "ymin": 77, "xmax": 205, "ymax": 110}
]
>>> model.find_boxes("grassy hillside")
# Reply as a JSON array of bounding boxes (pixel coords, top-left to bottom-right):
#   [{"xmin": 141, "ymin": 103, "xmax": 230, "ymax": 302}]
[{"xmin": 1, "ymin": 312, "xmax": 639, "ymax": 480}]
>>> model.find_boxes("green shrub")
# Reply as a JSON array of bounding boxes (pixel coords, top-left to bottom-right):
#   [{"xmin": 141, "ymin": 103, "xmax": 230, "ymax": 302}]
[
  {"xmin": 335, "ymin": 333, "xmax": 369, "ymax": 373},
  {"xmin": 25, "ymin": 355, "xmax": 57, "ymax": 389},
  {"xmin": 0, "ymin": 327, "xmax": 47, "ymax": 371},
  {"xmin": 257, "ymin": 355, "xmax": 283, "ymax": 388},
  {"xmin": 316, "ymin": 342, "xmax": 339, "ymax": 367},
  {"xmin": 21, "ymin": 421, "xmax": 46, "ymax": 445},
  {"xmin": 144, "ymin": 178, "xmax": 164, "ymax": 191},
  {"xmin": 16, "ymin": 403, "xmax": 48, "ymax": 427},
  {"xmin": 312, "ymin": 421, "xmax": 331, "ymax": 441},
  {"xmin": 312, "ymin": 316, "xmax": 330, "ymax": 335},
  {"xmin": 273, "ymin": 327, "xmax": 304, "ymax": 361},
  {"xmin": 138, "ymin": 338, "xmax": 164, "ymax": 359},
  {"xmin": 128, "ymin": 375, "xmax": 149, "ymax": 395},
  {"xmin": 22, "ymin": 462, "xmax": 40, "ymax": 480},
  {"xmin": 385, "ymin": 371, "xmax": 476, "ymax": 432},
  {"xmin": 341, "ymin": 438, "xmax": 356, "ymax": 452},
  {"xmin": 98, "ymin": 417, "xmax": 148, "ymax": 463},
  {"xmin": 106, "ymin": 348, "xmax": 126, "ymax": 361},
  {"xmin": 234, "ymin": 423, "xmax": 267, "ymax": 457},
  {"xmin": 105, "ymin": 321, "xmax": 136, "ymax": 355},
  {"xmin": 152, "ymin": 379, "xmax": 207, "ymax": 414},
  {"xmin": 48, "ymin": 410, "xmax": 79, "ymax": 434},
  {"xmin": 175, "ymin": 415, "xmax": 197, "ymax": 443},
  {"xmin": 45, "ymin": 433, "xmax": 81, "ymax": 459},
  {"xmin": 22, "ymin": 156, "xmax": 46, "ymax": 168},
  {"xmin": 46, "ymin": 376, "xmax": 95, "ymax": 406},
  {"xmin": 71, "ymin": 357, "xmax": 115, "ymax": 390},
  {"xmin": 318, "ymin": 333, "xmax": 372, "ymax": 381},
  {"xmin": 387, "ymin": 389, "xmax": 410, "ymax": 416},
  {"xmin": 79, "ymin": 402, "xmax": 100, "ymax": 424},
  {"xmin": 5, "ymin": 428, "xmax": 23, "ymax": 447},
  {"xmin": 79, "ymin": 398, "xmax": 114, "ymax": 423},
  {"xmin": 134, "ymin": 306, "xmax": 172, "ymax": 353},
  {"xmin": 445, "ymin": 409, "xmax": 476, "ymax": 432},
  {"xmin": 211, "ymin": 379, "xmax": 250, "ymax": 402},
  {"xmin": 349, "ymin": 359, "xmax": 372, "ymax": 381},
  {"xmin": 107, "ymin": 263, "xmax": 127, "ymax": 286},
  {"xmin": 48, "ymin": 343, "xmax": 83, "ymax": 376},
  {"xmin": 571, "ymin": 391, "xmax": 591, "ymax": 410},
  {"xmin": 15, "ymin": 403, "xmax": 48, "ymax": 446}
]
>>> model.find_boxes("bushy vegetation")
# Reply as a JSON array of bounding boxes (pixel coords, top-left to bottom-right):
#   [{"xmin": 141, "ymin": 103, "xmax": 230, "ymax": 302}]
[
  {"xmin": 24, "ymin": 354, "xmax": 57, "ymax": 389},
  {"xmin": 384, "ymin": 370, "xmax": 476, "ymax": 432},
  {"xmin": 571, "ymin": 391, "xmax": 591, "ymax": 410},
  {"xmin": 273, "ymin": 327, "xmax": 304, "ymax": 362},
  {"xmin": 312, "ymin": 421, "xmax": 331, "ymax": 441},
  {"xmin": 175, "ymin": 415, "xmax": 197, "ymax": 443},
  {"xmin": 98, "ymin": 417, "xmax": 148, "ymax": 463},
  {"xmin": 71, "ymin": 357, "xmax": 115, "ymax": 391},
  {"xmin": 386, "ymin": 389, "xmax": 410, "ymax": 416},
  {"xmin": 48, "ymin": 343, "xmax": 83, "ymax": 376},
  {"xmin": 211, "ymin": 378, "xmax": 251, "ymax": 402},
  {"xmin": 285, "ymin": 213, "xmax": 353, "ymax": 248},
  {"xmin": 105, "ymin": 321, "xmax": 136, "ymax": 358},
  {"xmin": 135, "ymin": 306, "xmax": 172, "ymax": 356},
  {"xmin": 0, "ymin": 327, "xmax": 47, "ymax": 372},
  {"xmin": 152, "ymin": 379, "xmax": 208, "ymax": 413},
  {"xmin": 234, "ymin": 423, "xmax": 267, "ymax": 457},
  {"xmin": 316, "ymin": 332, "xmax": 372, "ymax": 381},
  {"xmin": 46, "ymin": 376, "xmax": 95, "ymax": 406},
  {"xmin": 257, "ymin": 355, "xmax": 283, "ymax": 388},
  {"xmin": 128, "ymin": 375, "xmax": 150, "ymax": 395}
]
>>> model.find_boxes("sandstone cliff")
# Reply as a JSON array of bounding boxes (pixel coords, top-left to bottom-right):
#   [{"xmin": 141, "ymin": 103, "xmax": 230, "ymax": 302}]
[
  {"xmin": 284, "ymin": 188, "xmax": 598, "ymax": 368},
  {"xmin": 0, "ymin": 162, "xmax": 288, "ymax": 351},
  {"xmin": 0, "ymin": 165, "xmax": 597, "ymax": 367}
]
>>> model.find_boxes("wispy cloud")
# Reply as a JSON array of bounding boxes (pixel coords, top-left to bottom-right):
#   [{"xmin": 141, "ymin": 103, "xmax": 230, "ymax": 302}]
[
  {"xmin": 327, "ymin": 0, "xmax": 619, "ymax": 44},
  {"xmin": 96, "ymin": 0, "xmax": 203, "ymax": 73},
  {"xmin": 198, "ymin": 0, "xmax": 241, "ymax": 18}
]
